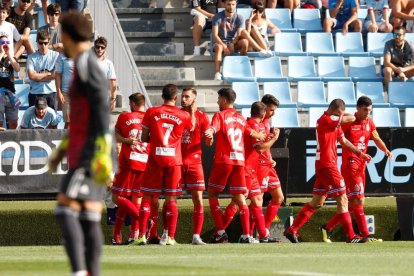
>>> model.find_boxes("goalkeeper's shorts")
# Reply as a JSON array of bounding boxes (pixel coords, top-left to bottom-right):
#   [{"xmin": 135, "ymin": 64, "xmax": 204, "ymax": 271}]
[{"xmin": 59, "ymin": 167, "xmax": 105, "ymax": 201}]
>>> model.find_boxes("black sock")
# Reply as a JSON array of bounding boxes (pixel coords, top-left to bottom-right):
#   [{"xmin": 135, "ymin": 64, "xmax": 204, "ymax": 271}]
[
  {"xmin": 80, "ymin": 210, "xmax": 103, "ymax": 276},
  {"xmin": 55, "ymin": 205, "xmax": 86, "ymax": 274}
]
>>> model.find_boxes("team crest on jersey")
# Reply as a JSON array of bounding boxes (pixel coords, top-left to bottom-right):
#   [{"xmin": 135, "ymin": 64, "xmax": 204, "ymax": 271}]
[
  {"xmin": 129, "ymin": 129, "xmax": 138, "ymax": 138},
  {"xmin": 358, "ymin": 136, "xmax": 366, "ymax": 150},
  {"xmin": 181, "ymin": 129, "xmax": 191, "ymax": 144},
  {"xmin": 330, "ymin": 115, "xmax": 340, "ymax": 121}
]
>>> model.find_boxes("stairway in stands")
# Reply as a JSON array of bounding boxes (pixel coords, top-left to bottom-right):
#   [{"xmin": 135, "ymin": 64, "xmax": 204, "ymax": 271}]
[{"xmin": 112, "ymin": 0, "xmax": 227, "ymax": 114}]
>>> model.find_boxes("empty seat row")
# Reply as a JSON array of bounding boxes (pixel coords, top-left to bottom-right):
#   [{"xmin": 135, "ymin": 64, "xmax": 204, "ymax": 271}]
[{"xmin": 222, "ymin": 56, "xmax": 381, "ymax": 83}]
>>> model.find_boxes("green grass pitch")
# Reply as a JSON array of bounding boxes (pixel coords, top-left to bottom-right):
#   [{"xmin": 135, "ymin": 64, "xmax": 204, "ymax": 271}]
[{"xmin": 1, "ymin": 242, "xmax": 414, "ymax": 276}]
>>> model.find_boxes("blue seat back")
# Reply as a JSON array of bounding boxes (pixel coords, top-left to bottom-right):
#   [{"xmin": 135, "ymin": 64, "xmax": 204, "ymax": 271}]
[
  {"xmin": 388, "ymin": 82, "xmax": 414, "ymax": 107},
  {"xmin": 274, "ymin": 33, "xmax": 303, "ymax": 54},
  {"xmin": 349, "ymin": 57, "xmax": 378, "ymax": 79},
  {"xmin": 318, "ymin": 56, "xmax": 346, "ymax": 78},
  {"xmin": 308, "ymin": 107, "xmax": 326, "ymax": 127},
  {"xmin": 271, "ymin": 108, "xmax": 300, "ymax": 128},
  {"xmin": 306, "ymin": 32, "xmax": 335, "ymax": 55},
  {"xmin": 405, "ymin": 108, "xmax": 414, "ymax": 127},
  {"xmin": 335, "ymin": 33, "xmax": 365, "ymax": 54},
  {"xmin": 222, "ymin": 56, "xmax": 255, "ymax": 82},
  {"xmin": 288, "ymin": 56, "xmax": 317, "ymax": 79},
  {"xmin": 262, "ymin": 82, "xmax": 295, "ymax": 106},
  {"xmin": 367, "ymin": 33, "xmax": 393, "ymax": 56},
  {"xmin": 232, "ymin": 82, "xmax": 260, "ymax": 108},
  {"xmin": 293, "ymin": 9, "xmax": 322, "ymax": 32},
  {"xmin": 297, "ymin": 81, "xmax": 327, "ymax": 107},
  {"xmin": 254, "ymin": 57, "xmax": 284, "ymax": 80},
  {"xmin": 356, "ymin": 82, "xmax": 387, "ymax": 105},
  {"xmin": 372, "ymin": 108, "xmax": 401, "ymax": 127},
  {"xmin": 15, "ymin": 84, "xmax": 30, "ymax": 108},
  {"xmin": 265, "ymin": 8, "xmax": 293, "ymax": 31},
  {"xmin": 327, "ymin": 81, "xmax": 356, "ymax": 105}
]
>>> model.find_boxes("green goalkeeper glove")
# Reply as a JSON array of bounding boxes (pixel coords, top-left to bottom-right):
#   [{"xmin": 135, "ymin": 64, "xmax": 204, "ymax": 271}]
[{"xmin": 91, "ymin": 134, "xmax": 113, "ymax": 185}]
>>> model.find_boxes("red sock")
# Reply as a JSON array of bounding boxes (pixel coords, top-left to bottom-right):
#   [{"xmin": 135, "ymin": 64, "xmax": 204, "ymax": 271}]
[
  {"xmin": 290, "ymin": 203, "xmax": 316, "ymax": 233},
  {"xmin": 325, "ymin": 213, "xmax": 341, "ymax": 231},
  {"xmin": 149, "ymin": 205, "xmax": 159, "ymax": 237},
  {"xmin": 239, "ymin": 205, "xmax": 250, "ymax": 236},
  {"xmin": 249, "ymin": 205, "xmax": 255, "ymax": 236},
  {"xmin": 223, "ymin": 204, "xmax": 239, "ymax": 229},
  {"xmin": 252, "ymin": 206, "xmax": 267, "ymax": 238},
  {"xmin": 353, "ymin": 204, "xmax": 369, "ymax": 237},
  {"xmin": 165, "ymin": 201, "xmax": 178, "ymax": 239},
  {"xmin": 130, "ymin": 202, "xmax": 141, "ymax": 238},
  {"xmin": 338, "ymin": 212, "xmax": 356, "ymax": 239},
  {"xmin": 138, "ymin": 198, "xmax": 151, "ymax": 237},
  {"xmin": 265, "ymin": 200, "xmax": 281, "ymax": 229},
  {"xmin": 116, "ymin": 196, "xmax": 139, "ymax": 220},
  {"xmin": 209, "ymin": 198, "xmax": 224, "ymax": 231},
  {"xmin": 113, "ymin": 207, "xmax": 126, "ymax": 243},
  {"xmin": 193, "ymin": 205, "xmax": 204, "ymax": 235}
]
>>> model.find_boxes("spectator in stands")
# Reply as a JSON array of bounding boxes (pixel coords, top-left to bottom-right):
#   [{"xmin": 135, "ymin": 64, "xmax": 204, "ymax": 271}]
[
  {"xmin": 364, "ymin": 0, "xmax": 392, "ymax": 33},
  {"xmin": 20, "ymin": 96, "xmax": 59, "ymax": 129},
  {"xmin": 26, "ymin": 29, "xmax": 59, "ymax": 110},
  {"xmin": 0, "ymin": 4, "xmax": 22, "ymax": 59},
  {"xmin": 93, "ymin": 36, "xmax": 117, "ymax": 110},
  {"xmin": 391, "ymin": 0, "xmax": 414, "ymax": 27},
  {"xmin": 6, "ymin": 0, "xmax": 35, "ymax": 59},
  {"xmin": 266, "ymin": 0, "xmax": 301, "ymax": 12},
  {"xmin": 191, "ymin": 0, "xmax": 218, "ymax": 56},
  {"xmin": 0, "ymin": 34, "xmax": 20, "ymax": 129},
  {"xmin": 55, "ymin": 0, "xmax": 87, "ymax": 13},
  {"xmin": 38, "ymin": 3, "xmax": 64, "ymax": 52},
  {"xmin": 383, "ymin": 26, "xmax": 414, "ymax": 87},
  {"xmin": 55, "ymin": 52, "xmax": 73, "ymax": 129},
  {"xmin": 246, "ymin": 1, "xmax": 279, "ymax": 52},
  {"xmin": 323, "ymin": 0, "xmax": 362, "ymax": 34}
]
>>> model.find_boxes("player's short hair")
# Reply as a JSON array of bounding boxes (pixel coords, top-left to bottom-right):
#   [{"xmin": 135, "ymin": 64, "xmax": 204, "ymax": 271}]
[
  {"xmin": 162, "ymin": 84, "xmax": 178, "ymax": 100},
  {"xmin": 129, "ymin": 92, "xmax": 145, "ymax": 106},
  {"xmin": 183, "ymin": 87, "xmax": 197, "ymax": 96},
  {"xmin": 217, "ymin": 88, "xmax": 236, "ymax": 104},
  {"xmin": 250, "ymin": 101, "xmax": 266, "ymax": 118},
  {"xmin": 59, "ymin": 11, "xmax": 92, "ymax": 42},
  {"xmin": 0, "ymin": 3, "xmax": 10, "ymax": 14},
  {"xmin": 357, "ymin": 96, "xmax": 372, "ymax": 107},
  {"xmin": 94, "ymin": 36, "xmax": 108, "ymax": 48},
  {"xmin": 394, "ymin": 25, "xmax": 406, "ymax": 35},
  {"xmin": 261, "ymin": 94, "xmax": 280, "ymax": 107},
  {"xmin": 47, "ymin": 3, "xmax": 61, "ymax": 15},
  {"xmin": 329, "ymin": 98, "xmax": 346, "ymax": 111},
  {"xmin": 37, "ymin": 29, "xmax": 50, "ymax": 42}
]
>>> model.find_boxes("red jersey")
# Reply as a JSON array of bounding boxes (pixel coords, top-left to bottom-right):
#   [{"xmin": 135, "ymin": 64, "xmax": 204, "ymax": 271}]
[
  {"xmin": 258, "ymin": 117, "xmax": 273, "ymax": 167},
  {"xmin": 341, "ymin": 114, "xmax": 376, "ymax": 163},
  {"xmin": 142, "ymin": 104, "xmax": 192, "ymax": 167},
  {"xmin": 115, "ymin": 111, "xmax": 149, "ymax": 171},
  {"xmin": 244, "ymin": 118, "xmax": 264, "ymax": 172},
  {"xmin": 315, "ymin": 111, "xmax": 344, "ymax": 169},
  {"xmin": 211, "ymin": 108, "xmax": 252, "ymax": 166},
  {"xmin": 181, "ymin": 109, "xmax": 211, "ymax": 165}
]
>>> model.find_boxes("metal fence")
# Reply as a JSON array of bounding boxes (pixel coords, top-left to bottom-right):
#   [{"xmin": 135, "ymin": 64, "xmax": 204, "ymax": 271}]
[{"xmin": 88, "ymin": 0, "xmax": 151, "ymax": 108}]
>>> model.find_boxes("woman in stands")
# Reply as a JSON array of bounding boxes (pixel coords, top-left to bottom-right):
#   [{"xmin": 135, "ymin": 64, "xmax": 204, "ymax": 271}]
[{"xmin": 246, "ymin": 1, "xmax": 280, "ymax": 53}]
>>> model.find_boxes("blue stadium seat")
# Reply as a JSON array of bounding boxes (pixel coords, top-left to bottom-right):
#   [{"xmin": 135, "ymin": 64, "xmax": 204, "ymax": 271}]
[
  {"xmin": 232, "ymin": 82, "xmax": 260, "ymax": 108},
  {"xmin": 348, "ymin": 57, "xmax": 382, "ymax": 82},
  {"xmin": 293, "ymin": 9, "xmax": 323, "ymax": 32},
  {"xmin": 274, "ymin": 33, "xmax": 307, "ymax": 56},
  {"xmin": 265, "ymin": 8, "xmax": 295, "ymax": 32},
  {"xmin": 388, "ymin": 82, "xmax": 414, "ymax": 108},
  {"xmin": 288, "ymin": 56, "xmax": 320, "ymax": 81},
  {"xmin": 306, "ymin": 32, "xmax": 339, "ymax": 56},
  {"xmin": 327, "ymin": 81, "xmax": 356, "ymax": 106},
  {"xmin": 357, "ymin": 8, "xmax": 368, "ymax": 32},
  {"xmin": 405, "ymin": 108, "xmax": 414, "ymax": 127},
  {"xmin": 17, "ymin": 110, "xmax": 25, "ymax": 128},
  {"xmin": 15, "ymin": 84, "xmax": 30, "ymax": 109},
  {"xmin": 271, "ymin": 108, "xmax": 300, "ymax": 128},
  {"xmin": 372, "ymin": 108, "xmax": 401, "ymax": 127},
  {"xmin": 317, "ymin": 56, "xmax": 351, "ymax": 81},
  {"xmin": 404, "ymin": 33, "xmax": 414, "ymax": 48},
  {"xmin": 335, "ymin": 33, "xmax": 368, "ymax": 57},
  {"xmin": 222, "ymin": 56, "xmax": 256, "ymax": 82},
  {"xmin": 308, "ymin": 107, "xmax": 326, "ymax": 127},
  {"xmin": 297, "ymin": 81, "xmax": 327, "ymax": 107},
  {"xmin": 254, "ymin": 57, "xmax": 287, "ymax": 82},
  {"xmin": 56, "ymin": 111, "xmax": 65, "ymax": 129},
  {"xmin": 236, "ymin": 8, "xmax": 253, "ymax": 21},
  {"xmin": 356, "ymin": 82, "xmax": 390, "ymax": 107},
  {"xmin": 262, "ymin": 82, "xmax": 296, "ymax": 107},
  {"xmin": 367, "ymin": 33, "xmax": 393, "ymax": 57}
]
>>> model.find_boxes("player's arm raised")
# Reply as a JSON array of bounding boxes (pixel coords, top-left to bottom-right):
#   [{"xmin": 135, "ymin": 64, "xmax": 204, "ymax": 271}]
[
  {"xmin": 339, "ymin": 136, "xmax": 372, "ymax": 162},
  {"xmin": 341, "ymin": 114, "xmax": 356, "ymax": 124},
  {"xmin": 372, "ymin": 130, "xmax": 392, "ymax": 158}
]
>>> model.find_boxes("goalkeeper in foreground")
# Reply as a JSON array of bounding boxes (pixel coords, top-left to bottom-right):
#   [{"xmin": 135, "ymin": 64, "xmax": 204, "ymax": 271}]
[{"xmin": 49, "ymin": 11, "xmax": 112, "ymax": 276}]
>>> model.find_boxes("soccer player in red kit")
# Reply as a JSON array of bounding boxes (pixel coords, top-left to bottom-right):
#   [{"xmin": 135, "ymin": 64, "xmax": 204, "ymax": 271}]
[
  {"xmin": 258, "ymin": 94, "xmax": 285, "ymax": 232},
  {"xmin": 206, "ymin": 88, "xmax": 265, "ymax": 244},
  {"xmin": 284, "ymin": 99, "xmax": 372, "ymax": 243},
  {"xmin": 135, "ymin": 84, "xmax": 192, "ymax": 246},
  {"xmin": 244, "ymin": 101, "xmax": 280, "ymax": 243},
  {"xmin": 111, "ymin": 92, "xmax": 153, "ymax": 245},
  {"xmin": 180, "ymin": 87, "xmax": 213, "ymax": 245},
  {"xmin": 321, "ymin": 96, "xmax": 392, "ymax": 243}
]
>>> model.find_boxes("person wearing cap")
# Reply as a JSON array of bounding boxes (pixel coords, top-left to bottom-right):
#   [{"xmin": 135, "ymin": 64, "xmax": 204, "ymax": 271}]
[{"xmin": 20, "ymin": 96, "xmax": 59, "ymax": 129}]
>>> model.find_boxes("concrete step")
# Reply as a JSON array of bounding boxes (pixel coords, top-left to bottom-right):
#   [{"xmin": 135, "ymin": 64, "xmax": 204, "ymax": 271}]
[
  {"xmin": 138, "ymin": 67, "xmax": 196, "ymax": 81},
  {"xmin": 119, "ymin": 18, "xmax": 174, "ymax": 32},
  {"xmin": 111, "ymin": 0, "xmax": 149, "ymax": 8},
  {"xmin": 115, "ymin": 8, "xmax": 192, "ymax": 32},
  {"xmin": 129, "ymin": 42, "xmax": 184, "ymax": 56}
]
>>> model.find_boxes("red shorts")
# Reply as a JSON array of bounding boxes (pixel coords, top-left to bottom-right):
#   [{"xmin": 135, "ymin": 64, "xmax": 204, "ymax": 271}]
[
  {"xmin": 313, "ymin": 166, "xmax": 346, "ymax": 198},
  {"xmin": 112, "ymin": 167, "xmax": 143, "ymax": 197},
  {"xmin": 181, "ymin": 163, "xmax": 205, "ymax": 191},
  {"xmin": 141, "ymin": 159, "xmax": 182, "ymax": 196},
  {"xmin": 208, "ymin": 163, "xmax": 247, "ymax": 194},
  {"xmin": 257, "ymin": 165, "xmax": 281, "ymax": 192},
  {"xmin": 342, "ymin": 160, "xmax": 366, "ymax": 200},
  {"xmin": 245, "ymin": 168, "xmax": 261, "ymax": 199}
]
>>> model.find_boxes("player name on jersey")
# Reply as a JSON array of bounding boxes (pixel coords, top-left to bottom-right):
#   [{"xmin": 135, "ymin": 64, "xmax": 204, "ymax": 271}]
[
  {"xmin": 154, "ymin": 113, "xmax": 183, "ymax": 125},
  {"xmin": 224, "ymin": 116, "xmax": 246, "ymax": 126}
]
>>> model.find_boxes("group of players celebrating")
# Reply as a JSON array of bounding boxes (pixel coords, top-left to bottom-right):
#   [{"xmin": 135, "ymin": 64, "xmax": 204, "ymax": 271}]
[{"xmin": 111, "ymin": 84, "xmax": 392, "ymax": 245}]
